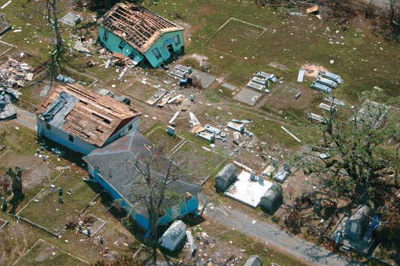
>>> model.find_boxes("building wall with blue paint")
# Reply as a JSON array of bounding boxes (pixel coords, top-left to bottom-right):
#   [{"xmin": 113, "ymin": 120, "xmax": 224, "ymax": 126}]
[
  {"xmin": 87, "ymin": 165, "xmax": 199, "ymax": 231},
  {"xmin": 98, "ymin": 26, "xmax": 184, "ymax": 68},
  {"xmin": 37, "ymin": 118, "xmax": 97, "ymax": 155}
]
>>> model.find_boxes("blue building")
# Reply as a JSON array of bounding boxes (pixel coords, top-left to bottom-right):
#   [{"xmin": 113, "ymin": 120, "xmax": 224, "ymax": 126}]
[
  {"xmin": 98, "ymin": 3, "xmax": 184, "ymax": 68},
  {"xmin": 36, "ymin": 84, "xmax": 142, "ymax": 155},
  {"xmin": 83, "ymin": 131, "xmax": 202, "ymax": 231}
]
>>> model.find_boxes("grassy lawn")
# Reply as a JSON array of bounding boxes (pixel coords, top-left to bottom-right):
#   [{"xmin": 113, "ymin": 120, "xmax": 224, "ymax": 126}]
[
  {"xmin": 19, "ymin": 170, "xmax": 99, "ymax": 234},
  {"xmin": 171, "ymin": 141, "xmax": 227, "ymax": 185},
  {"xmin": 207, "ymin": 18, "xmax": 265, "ymax": 57},
  {"xmin": 15, "ymin": 239, "xmax": 88, "ymax": 266},
  {"xmin": 147, "ymin": 0, "xmax": 400, "ymax": 105},
  {"xmin": 218, "ymin": 230, "xmax": 309, "ymax": 266},
  {"xmin": 145, "ymin": 125, "xmax": 182, "ymax": 154}
]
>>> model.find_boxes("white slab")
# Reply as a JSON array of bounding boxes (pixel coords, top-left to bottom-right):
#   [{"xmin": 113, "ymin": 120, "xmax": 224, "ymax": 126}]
[
  {"xmin": 225, "ymin": 170, "xmax": 273, "ymax": 208},
  {"xmin": 297, "ymin": 69, "xmax": 305, "ymax": 82}
]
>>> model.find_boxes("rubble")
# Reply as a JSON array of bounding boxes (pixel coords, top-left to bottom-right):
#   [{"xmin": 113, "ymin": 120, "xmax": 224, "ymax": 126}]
[
  {"xmin": 59, "ymin": 12, "xmax": 82, "ymax": 26},
  {"xmin": 274, "ymin": 164, "xmax": 291, "ymax": 183},
  {"xmin": 0, "ymin": 89, "xmax": 16, "ymax": 120},
  {"xmin": 0, "ymin": 58, "xmax": 33, "ymax": 88}
]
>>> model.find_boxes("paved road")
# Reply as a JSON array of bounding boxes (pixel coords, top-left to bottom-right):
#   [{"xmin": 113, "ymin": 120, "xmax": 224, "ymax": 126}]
[{"xmin": 206, "ymin": 207, "xmax": 362, "ymax": 266}]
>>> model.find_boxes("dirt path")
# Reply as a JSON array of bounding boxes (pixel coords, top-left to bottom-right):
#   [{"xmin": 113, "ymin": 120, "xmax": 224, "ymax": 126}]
[
  {"xmin": 15, "ymin": 106, "xmax": 36, "ymax": 131},
  {"xmin": 206, "ymin": 207, "xmax": 363, "ymax": 266},
  {"xmin": 360, "ymin": 0, "xmax": 390, "ymax": 8}
]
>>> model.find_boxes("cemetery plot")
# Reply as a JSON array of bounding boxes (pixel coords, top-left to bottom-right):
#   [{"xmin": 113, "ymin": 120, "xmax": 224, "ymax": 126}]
[
  {"xmin": 14, "ymin": 239, "xmax": 88, "ymax": 266},
  {"xmin": 171, "ymin": 141, "xmax": 227, "ymax": 185},
  {"xmin": 145, "ymin": 126, "xmax": 183, "ymax": 154},
  {"xmin": 18, "ymin": 171, "xmax": 99, "ymax": 235},
  {"xmin": 207, "ymin": 18, "xmax": 266, "ymax": 57}
]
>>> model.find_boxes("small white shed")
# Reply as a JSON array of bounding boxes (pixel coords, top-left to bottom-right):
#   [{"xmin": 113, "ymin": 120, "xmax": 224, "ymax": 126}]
[{"xmin": 160, "ymin": 220, "xmax": 187, "ymax": 251}]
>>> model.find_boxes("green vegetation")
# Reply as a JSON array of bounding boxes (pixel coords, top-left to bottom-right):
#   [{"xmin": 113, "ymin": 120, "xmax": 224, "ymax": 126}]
[
  {"xmin": 147, "ymin": 0, "xmax": 400, "ymax": 104},
  {"xmin": 171, "ymin": 141, "xmax": 227, "ymax": 184},
  {"xmin": 145, "ymin": 125, "xmax": 182, "ymax": 153},
  {"xmin": 19, "ymin": 171, "xmax": 99, "ymax": 234},
  {"xmin": 218, "ymin": 230, "xmax": 309, "ymax": 266},
  {"xmin": 15, "ymin": 239, "xmax": 87, "ymax": 266}
]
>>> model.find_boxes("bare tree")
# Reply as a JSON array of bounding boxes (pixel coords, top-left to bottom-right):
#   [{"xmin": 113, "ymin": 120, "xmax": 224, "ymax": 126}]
[
  {"xmin": 126, "ymin": 146, "xmax": 183, "ymax": 265},
  {"xmin": 46, "ymin": 0, "xmax": 64, "ymax": 87},
  {"xmin": 389, "ymin": 0, "xmax": 400, "ymax": 39}
]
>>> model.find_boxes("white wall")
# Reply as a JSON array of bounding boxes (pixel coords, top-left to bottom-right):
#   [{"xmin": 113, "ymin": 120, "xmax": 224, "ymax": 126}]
[
  {"xmin": 37, "ymin": 118, "xmax": 97, "ymax": 155},
  {"xmin": 105, "ymin": 116, "xmax": 141, "ymax": 145}
]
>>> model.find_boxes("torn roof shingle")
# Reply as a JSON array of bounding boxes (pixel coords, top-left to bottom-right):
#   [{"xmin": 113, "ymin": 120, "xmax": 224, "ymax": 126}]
[
  {"xmin": 36, "ymin": 83, "xmax": 141, "ymax": 147},
  {"xmin": 98, "ymin": 3, "xmax": 183, "ymax": 53}
]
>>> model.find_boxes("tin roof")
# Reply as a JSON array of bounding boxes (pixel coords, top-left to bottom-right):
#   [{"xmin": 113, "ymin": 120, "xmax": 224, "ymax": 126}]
[
  {"xmin": 98, "ymin": 3, "xmax": 183, "ymax": 53},
  {"xmin": 36, "ymin": 83, "xmax": 141, "ymax": 147}
]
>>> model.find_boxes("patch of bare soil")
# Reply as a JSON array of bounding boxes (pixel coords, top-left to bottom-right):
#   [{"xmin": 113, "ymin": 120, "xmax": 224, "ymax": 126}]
[
  {"xmin": 269, "ymin": 62, "xmax": 289, "ymax": 71},
  {"xmin": 301, "ymin": 64, "xmax": 328, "ymax": 78},
  {"xmin": 183, "ymin": 53, "xmax": 209, "ymax": 66},
  {"xmin": 0, "ymin": 223, "xmax": 30, "ymax": 265},
  {"xmin": 0, "ymin": 154, "xmax": 52, "ymax": 190}
]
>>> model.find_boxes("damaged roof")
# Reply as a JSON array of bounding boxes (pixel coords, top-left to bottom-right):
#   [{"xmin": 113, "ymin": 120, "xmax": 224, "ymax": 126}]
[
  {"xmin": 98, "ymin": 3, "xmax": 183, "ymax": 53},
  {"xmin": 36, "ymin": 83, "xmax": 141, "ymax": 147},
  {"xmin": 83, "ymin": 131, "xmax": 202, "ymax": 217}
]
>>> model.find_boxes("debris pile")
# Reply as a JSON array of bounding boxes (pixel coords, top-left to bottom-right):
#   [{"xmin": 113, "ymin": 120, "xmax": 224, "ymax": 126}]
[
  {"xmin": 0, "ymin": 88, "xmax": 17, "ymax": 120},
  {"xmin": 0, "ymin": 58, "xmax": 33, "ymax": 88},
  {"xmin": 170, "ymin": 64, "xmax": 216, "ymax": 88}
]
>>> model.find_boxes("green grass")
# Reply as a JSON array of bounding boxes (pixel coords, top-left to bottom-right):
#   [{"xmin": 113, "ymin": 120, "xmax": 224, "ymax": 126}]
[
  {"xmin": 15, "ymin": 239, "xmax": 87, "ymax": 266},
  {"xmin": 0, "ymin": 126, "xmax": 38, "ymax": 156},
  {"xmin": 218, "ymin": 230, "xmax": 309, "ymax": 266},
  {"xmin": 19, "ymin": 171, "xmax": 99, "ymax": 234},
  {"xmin": 147, "ymin": 0, "xmax": 400, "ymax": 105},
  {"xmin": 171, "ymin": 141, "xmax": 227, "ymax": 184},
  {"xmin": 145, "ymin": 126, "xmax": 182, "ymax": 153},
  {"xmin": 207, "ymin": 19, "xmax": 265, "ymax": 57}
]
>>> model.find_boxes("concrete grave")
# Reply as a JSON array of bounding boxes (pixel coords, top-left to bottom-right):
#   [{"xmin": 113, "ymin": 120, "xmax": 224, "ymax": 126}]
[
  {"xmin": 225, "ymin": 170, "xmax": 273, "ymax": 208},
  {"xmin": 233, "ymin": 88, "xmax": 262, "ymax": 106},
  {"xmin": 215, "ymin": 163, "xmax": 237, "ymax": 192}
]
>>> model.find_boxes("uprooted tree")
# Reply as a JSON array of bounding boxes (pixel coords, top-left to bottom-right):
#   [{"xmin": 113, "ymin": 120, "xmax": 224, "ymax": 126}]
[{"xmin": 299, "ymin": 99, "xmax": 400, "ymax": 206}]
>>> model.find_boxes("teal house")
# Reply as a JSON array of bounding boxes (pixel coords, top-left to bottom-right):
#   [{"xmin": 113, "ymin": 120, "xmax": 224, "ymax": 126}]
[
  {"xmin": 98, "ymin": 3, "xmax": 184, "ymax": 67},
  {"xmin": 83, "ymin": 131, "xmax": 202, "ymax": 232}
]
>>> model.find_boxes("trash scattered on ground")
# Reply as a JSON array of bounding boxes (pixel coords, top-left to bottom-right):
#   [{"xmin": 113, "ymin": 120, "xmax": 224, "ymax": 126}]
[
  {"xmin": 59, "ymin": 12, "xmax": 82, "ymax": 26},
  {"xmin": 281, "ymin": 126, "xmax": 301, "ymax": 143},
  {"xmin": 170, "ymin": 64, "xmax": 216, "ymax": 88},
  {"xmin": 145, "ymin": 89, "xmax": 167, "ymax": 106},
  {"xmin": 274, "ymin": 163, "xmax": 291, "ymax": 183},
  {"xmin": 0, "ymin": 14, "xmax": 11, "ymax": 36}
]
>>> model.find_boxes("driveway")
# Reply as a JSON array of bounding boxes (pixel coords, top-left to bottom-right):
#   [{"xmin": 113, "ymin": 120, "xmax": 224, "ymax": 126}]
[{"xmin": 206, "ymin": 207, "xmax": 363, "ymax": 266}]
